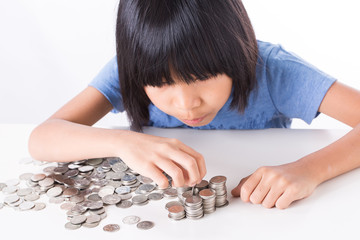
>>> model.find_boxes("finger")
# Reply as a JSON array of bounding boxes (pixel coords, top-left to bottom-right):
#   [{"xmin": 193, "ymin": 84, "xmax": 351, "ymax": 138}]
[
  {"xmin": 261, "ymin": 187, "xmax": 285, "ymax": 208},
  {"xmin": 240, "ymin": 172, "xmax": 262, "ymax": 202},
  {"xmin": 275, "ymin": 190, "xmax": 296, "ymax": 209},
  {"xmin": 166, "ymin": 146, "xmax": 201, "ymax": 186},
  {"xmin": 231, "ymin": 176, "xmax": 250, "ymax": 197},
  {"xmin": 249, "ymin": 176, "xmax": 271, "ymax": 204},
  {"xmin": 176, "ymin": 141, "xmax": 207, "ymax": 181},
  {"xmin": 142, "ymin": 164, "xmax": 169, "ymax": 189},
  {"xmin": 157, "ymin": 158, "xmax": 185, "ymax": 187}
]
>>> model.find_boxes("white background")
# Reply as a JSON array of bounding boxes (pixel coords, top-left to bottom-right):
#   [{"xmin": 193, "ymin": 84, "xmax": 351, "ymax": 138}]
[{"xmin": 0, "ymin": 0, "xmax": 359, "ymax": 129}]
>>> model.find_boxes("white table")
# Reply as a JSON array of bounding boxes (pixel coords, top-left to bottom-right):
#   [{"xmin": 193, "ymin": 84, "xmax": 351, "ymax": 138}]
[{"xmin": 0, "ymin": 124, "xmax": 358, "ymax": 240}]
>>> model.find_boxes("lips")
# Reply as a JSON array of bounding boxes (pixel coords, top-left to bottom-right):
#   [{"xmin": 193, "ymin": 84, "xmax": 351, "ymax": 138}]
[{"xmin": 181, "ymin": 115, "xmax": 207, "ymax": 125}]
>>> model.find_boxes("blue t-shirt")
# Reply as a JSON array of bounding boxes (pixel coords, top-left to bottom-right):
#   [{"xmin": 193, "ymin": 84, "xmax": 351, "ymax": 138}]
[{"xmin": 89, "ymin": 40, "xmax": 336, "ymax": 129}]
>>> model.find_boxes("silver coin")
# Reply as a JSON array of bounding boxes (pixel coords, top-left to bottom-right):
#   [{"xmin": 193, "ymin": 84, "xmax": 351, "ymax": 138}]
[
  {"xmin": 33, "ymin": 202, "xmax": 46, "ymax": 211},
  {"xmin": 70, "ymin": 215, "xmax": 87, "ymax": 225},
  {"xmin": 62, "ymin": 187, "xmax": 79, "ymax": 198},
  {"xmin": 89, "ymin": 207, "xmax": 105, "ymax": 215},
  {"xmin": 148, "ymin": 192, "xmax": 163, "ymax": 201},
  {"xmin": 19, "ymin": 201, "xmax": 35, "ymax": 211},
  {"xmin": 16, "ymin": 188, "xmax": 33, "ymax": 197},
  {"xmin": 18, "ymin": 157, "xmax": 34, "ymax": 164},
  {"xmin": 116, "ymin": 200, "xmax": 132, "ymax": 208},
  {"xmin": 163, "ymin": 188, "xmax": 177, "ymax": 198},
  {"xmin": 87, "ymin": 193, "xmax": 102, "ymax": 201},
  {"xmin": 103, "ymin": 224, "xmax": 120, "ymax": 232},
  {"xmin": 122, "ymin": 215, "xmax": 140, "ymax": 225},
  {"xmin": 5, "ymin": 179, "xmax": 20, "ymax": 186},
  {"xmin": 19, "ymin": 173, "xmax": 34, "ymax": 181},
  {"xmin": 119, "ymin": 193, "xmax": 132, "ymax": 200},
  {"xmin": 137, "ymin": 221, "xmax": 154, "ymax": 230},
  {"xmin": 46, "ymin": 186, "xmax": 63, "ymax": 197},
  {"xmin": 138, "ymin": 184, "xmax": 156, "ymax": 193},
  {"xmin": 86, "ymin": 158, "xmax": 103, "ymax": 166},
  {"xmin": 82, "ymin": 222, "xmax": 100, "ymax": 228},
  {"xmin": 4, "ymin": 195, "xmax": 20, "ymax": 204},
  {"xmin": 98, "ymin": 186, "xmax": 115, "ymax": 198},
  {"xmin": 86, "ymin": 214, "xmax": 101, "ymax": 224},
  {"xmin": 102, "ymin": 194, "xmax": 121, "ymax": 205},
  {"xmin": 65, "ymin": 222, "xmax": 81, "ymax": 230},
  {"xmin": 137, "ymin": 175, "xmax": 153, "ymax": 184},
  {"xmin": 78, "ymin": 166, "xmax": 94, "ymax": 173},
  {"xmin": 115, "ymin": 186, "xmax": 131, "ymax": 195},
  {"xmin": 69, "ymin": 195, "xmax": 85, "ymax": 204},
  {"xmin": 132, "ymin": 194, "xmax": 148, "ymax": 204},
  {"xmin": 60, "ymin": 202, "xmax": 75, "ymax": 211},
  {"xmin": 31, "ymin": 174, "xmax": 46, "ymax": 182},
  {"xmin": 49, "ymin": 197, "xmax": 65, "ymax": 204},
  {"xmin": 38, "ymin": 178, "xmax": 55, "ymax": 187},
  {"xmin": 2, "ymin": 185, "xmax": 18, "ymax": 194}
]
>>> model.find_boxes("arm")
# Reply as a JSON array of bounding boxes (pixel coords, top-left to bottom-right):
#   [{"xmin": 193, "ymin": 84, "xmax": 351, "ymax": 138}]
[
  {"xmin": 28, "ymin": 86, "xmax": 206, "ymax": 187},
  {"xmin": 231, "ymin": 81, "xmax": 360, "ymax": 208}
]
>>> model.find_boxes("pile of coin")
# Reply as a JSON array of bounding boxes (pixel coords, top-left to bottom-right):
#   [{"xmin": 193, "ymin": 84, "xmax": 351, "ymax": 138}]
[
  {"xmin": 199, "ymin": 189, "xmax": 216, "ymax": 214},
  {"xmin": 0, "ymin": 157, "xmax": 161, "ymax": 231},
  {"xmin": 184, "ymin": 195, "xmax": 203, "ymax": 219},
  {"xmin": 209, "ymin": 176, "xmax": 228, "ymax": 207},
  {"xmin": 166, "ymin": 176, "xmax": 228, "ymax": 220}
]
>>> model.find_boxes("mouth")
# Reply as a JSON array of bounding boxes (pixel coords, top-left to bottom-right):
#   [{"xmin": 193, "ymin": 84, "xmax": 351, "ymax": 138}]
[{"xmin": 181, "ymin": 115, "xmax": 207, "ymax": 125}]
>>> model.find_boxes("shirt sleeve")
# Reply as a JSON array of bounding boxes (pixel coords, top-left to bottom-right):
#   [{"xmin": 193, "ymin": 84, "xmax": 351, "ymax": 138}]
[
  {"xmin": 265, "ymin": 44, "xmax": 336, "ymax": 124},
  {"xmin": 88, "ymin": 56, "xmax": 124, "ymax": 113}
]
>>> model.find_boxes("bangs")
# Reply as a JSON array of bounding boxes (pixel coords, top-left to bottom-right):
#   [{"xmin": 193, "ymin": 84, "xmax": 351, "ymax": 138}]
[
  {"xmin": 121, "ymin": 0, "xmax": 245, "ymax": 87},
  {"xmin": 116, "ymin": 0, "xmax": 258, "ymax": 131}
]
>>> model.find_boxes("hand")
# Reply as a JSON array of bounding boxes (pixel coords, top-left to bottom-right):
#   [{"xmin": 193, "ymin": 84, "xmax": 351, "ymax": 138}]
[
  {"xmin": 231, "ymin": 161, "xmax": 320, "ymax": 209},
  {"xmin": 118, "ymin": 131, "xmax": 206, "ymax": 189}
]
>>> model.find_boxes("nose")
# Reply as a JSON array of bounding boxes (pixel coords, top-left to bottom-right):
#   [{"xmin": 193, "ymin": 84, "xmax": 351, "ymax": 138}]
[{"xmin": 172, "ymin": 84, "xmax": 201, "ymax": 111}]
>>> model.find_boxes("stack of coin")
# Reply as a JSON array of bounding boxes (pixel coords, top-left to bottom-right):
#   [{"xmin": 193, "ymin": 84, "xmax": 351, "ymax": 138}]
[
  {"xmin": 178, "ymin": 190, "xmax": 192, "ymax": 204},
  {"xmin": 168, "ymin": 205, "xmax": 186, "ymax": 220},
  {"xmin": 184, "ymin": 195, "xmax": 203, "ymax": 220},
  {"xmin": 209, "ymin": 176, "xmax": 228, "ymax": 207},
  {"xmin": 194, "ymin": 180, "xmax": 209, "ymax": 195},
  {"xmin": 199, "ymin": 189, "xmax": 216, "ymax": 214},
  {"xmin": 176, "ymin": 185, "xmax": 191, "ymax": 201}
]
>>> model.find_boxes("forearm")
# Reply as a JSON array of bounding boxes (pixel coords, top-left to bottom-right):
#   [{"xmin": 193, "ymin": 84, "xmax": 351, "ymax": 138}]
[
  {"xmin": 28, "ymin": 119, "xmax": 128, "ymax": 162},
  {"xmin": 298, "ymin": 123, "xmax": 360, "ymax": 184}
]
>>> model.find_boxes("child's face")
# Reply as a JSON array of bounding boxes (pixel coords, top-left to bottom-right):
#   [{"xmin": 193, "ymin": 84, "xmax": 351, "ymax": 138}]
[{"xmin": 144, "ymin": 74, "xmax": 232, "ymax": 127}]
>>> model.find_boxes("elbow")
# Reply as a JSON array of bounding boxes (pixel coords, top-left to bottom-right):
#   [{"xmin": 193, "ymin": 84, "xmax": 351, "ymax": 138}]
[{"xmin": 28, "ymin": 125, "xmax": 46, "ymax": 162}]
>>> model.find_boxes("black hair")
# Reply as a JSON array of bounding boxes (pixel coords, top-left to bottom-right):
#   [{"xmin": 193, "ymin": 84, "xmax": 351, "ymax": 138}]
[{"xmin": 116, "ymin": 0, "xmax": 258, "ymax": 131}]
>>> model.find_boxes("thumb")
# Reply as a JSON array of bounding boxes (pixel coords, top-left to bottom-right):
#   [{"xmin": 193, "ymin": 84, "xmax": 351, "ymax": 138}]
[{"xmin": 231, "ymin": 176, "xmax": 250, "ymax": 197}]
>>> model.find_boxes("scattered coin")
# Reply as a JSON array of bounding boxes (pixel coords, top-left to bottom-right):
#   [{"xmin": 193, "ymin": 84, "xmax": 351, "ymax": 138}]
[
  {"xmin": 137, "ymin": 221, "xmax": 154, "ymax": 230},
  {"xmin": 122, "ymin": 215, "xmax": 140, "ymax": 225},
  {"xmin": 103, "ymin": 224, "xmax": 120, "ymax": 232},
  {"xmin": 33, "ymin": 202, "xmax": 46, "ymax": 211},
  {"xmin": 65, "ymin": 222, "xmax": 81, "ymax": 230}
]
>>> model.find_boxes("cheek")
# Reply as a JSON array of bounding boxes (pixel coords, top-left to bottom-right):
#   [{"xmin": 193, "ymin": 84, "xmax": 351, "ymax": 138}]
[{"xmin": 144, "ymin": 87, "xmax": 171, "ymax": 108}]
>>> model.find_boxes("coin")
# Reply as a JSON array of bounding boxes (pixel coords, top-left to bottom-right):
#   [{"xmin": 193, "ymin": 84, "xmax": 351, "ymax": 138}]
[
  {"xmin": 103, "ymin": 224, "xmax": 120, "ymax": 232},
  {"xmin": 19, "ymin": 173, "xmax": 34, "ymax": 181},
  {"xmin": 65, "ymin": 222, "xmax": 81, "ymax": 230},
  {"xmin": 19, "ymin": 201, "xmax": 35, "ymax": 211},
  {"xmin": 5, "ymin": 179, "xmax": 20, "ymax": 186},
  {"xmin": 70, "ymin": 215, "xmax": 87, "ymax": 225},
  {"xmin": 116, "ymin": 200, "xmax": 132, "ymax": 208},
  {"xmin": 86, "ymin": 214, "xmax": 101, "ymax": 224},
  {"xmin": 148, "ymin": 192, "xmax": 163, "ymax": 201},
  {"xmin": 33, "ymin": 202, "xmax": 46, "ymax": 211},
  {"xmin": 17, "ymin": 188, "xmax": 33, "ymax": 197},
  {"xmin": 165, "ymin": 201, "xmax": 182, "ymax": 210},
  {"xmin": 46, "ymin": 186, "xmax": 63, "ymax": 197},
  {"xmin": 25, "ymin": 193, "xmax": 40, "ymax": 201},
  {"xmin": 31, "ymin": 174, "xmax": 46, "ymax": 182},
  {"xmin": 102, "ymin": 194, "xmax": 121, "ymax": 205},
  {"xmin": 137, "ymin": 221, "xmax": 154, "ymax": 230},
  {"xmin": 123, "ymin": 215, "xmax": 140, "ymax": 225}
]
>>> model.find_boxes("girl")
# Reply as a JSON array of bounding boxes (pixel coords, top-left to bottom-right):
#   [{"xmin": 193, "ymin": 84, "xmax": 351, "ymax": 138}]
[{"xmin": 28, "ymin": 0, "xmax": 360, "ymax": 209}]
